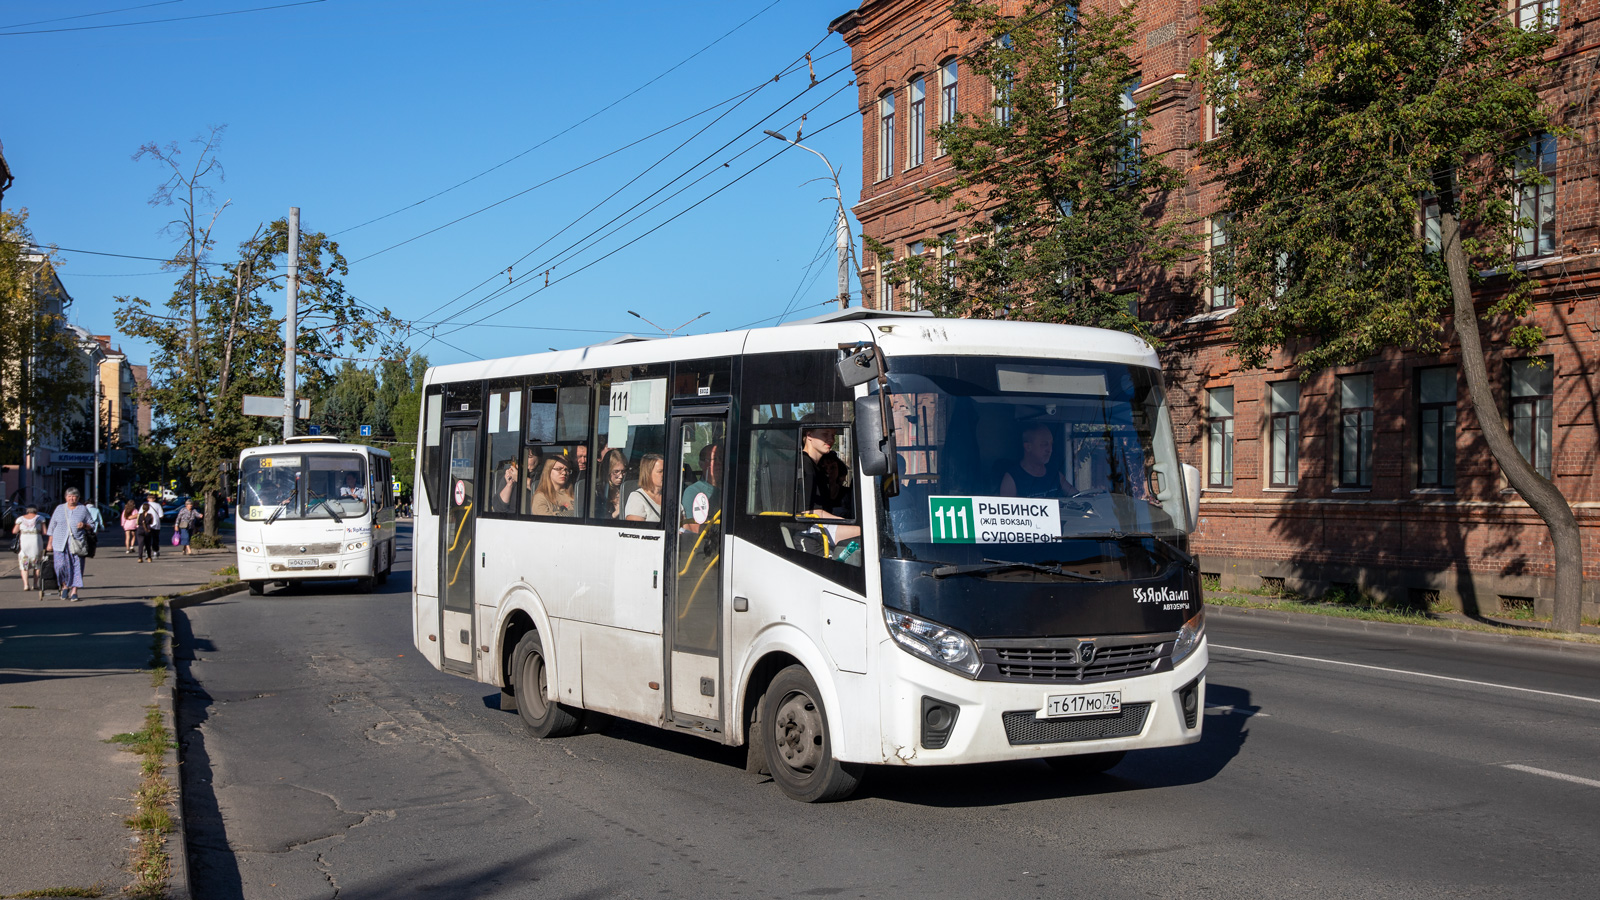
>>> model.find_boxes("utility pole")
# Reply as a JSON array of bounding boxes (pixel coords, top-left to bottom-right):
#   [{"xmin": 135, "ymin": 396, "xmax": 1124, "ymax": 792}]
[
  {"xmin": 836, "ymin": 208, "xmax": 850, "ymax": 310},
  {"xmin": 92, "ymin": 367, "xmax": 101, "ymax": 507},
  {"xmin": 283, "ymin": 207, "xmax": 300, "ymax": 442}
]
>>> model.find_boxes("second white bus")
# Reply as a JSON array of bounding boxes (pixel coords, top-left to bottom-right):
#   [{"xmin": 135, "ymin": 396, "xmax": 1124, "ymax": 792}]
[{"xmin": 411, "ymin": 310, "xmax": 1207, "ymax": 802}]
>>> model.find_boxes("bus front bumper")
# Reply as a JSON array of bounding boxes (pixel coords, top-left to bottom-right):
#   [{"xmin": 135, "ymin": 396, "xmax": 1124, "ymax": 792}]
[
  {"xmin": 873, "ymin": 638, "xmax": 1207, "ymax": 766},
  {"xmin": 237, "ymin": 551, "xmax": 375, "ymax": 581}
]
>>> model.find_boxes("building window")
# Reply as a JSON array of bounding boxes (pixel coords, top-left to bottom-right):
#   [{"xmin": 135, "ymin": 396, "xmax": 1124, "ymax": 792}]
[
  {"xmin": 1421, "ymin": 192, "xmax": 1441, "ymax": 253},
  {"xmin": 1416, "ymin": 367, "xmax": 1457, "ymax": 488},
  {"xmin": 938, "ymin": 59, "xmax": 958, "ymax": 156},
  {"xmin": 939, "ymin": 231, "xmax": 957, "ymax": 288},
  {"xmin": 905, "ymin": 241, "xmax": 925, "ymax": 310},
  {"xmin": 1116, "ymin": 81, "xmax": 1140, "ymax": 179},
  {"xmin": 1206, "ymin": 48, "xmax": 1229, "ymax": 140},
  {"xmin": 1516, "ymin": 0, "xmax": 1559, "ymax": 30},
  {"xmin": 1510, "ymin": 357, "xmax": 1554, "ymax": 478},
  {"xmin": 878, "ymin": 90, "xmax": 895, "ymax": 181},
  {"xmin": 907, "ymin": 78, "xmax": 925, "ymax": 169},
  {"xmin": 1339, "ymin": 374, "xmax": 1374, "ymax": 488},
  {"xmin": 878, "ymin": 250, "xmax": 895, "ymax": 310},
  {"xmin": 995, "ymin": 34, "xmax": 1014, "ymax": 125},
  {"xmin": 1207, "ymin": 386, "xmax": 1234, "ymax": 488},
  {"xmin": 1268, "ymin": 381, "xmax": 1299, "ymax": 487},
  {"xmin": 1209, "ymin": 216, "xmax": 1233, "ymax": 309},
  {"xmin": 1514, "ymin": 133, "xmax": 1556, "ymax": 260}
]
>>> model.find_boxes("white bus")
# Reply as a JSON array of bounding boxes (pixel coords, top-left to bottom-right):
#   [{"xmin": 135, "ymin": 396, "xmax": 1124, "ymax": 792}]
[
  {"xmin": 236, "ymin": 437, "xmax": 399, "ymax": 595},
  {"xmin": 411, "ymin": 310, "xmax": 1207, "ymax": 802}
]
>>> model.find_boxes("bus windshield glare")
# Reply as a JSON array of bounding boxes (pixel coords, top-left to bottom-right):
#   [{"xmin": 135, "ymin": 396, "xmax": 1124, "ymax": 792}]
[
  {"xmin": 239, "ymin": 453, "xmax": 370, "ymax": 521},
  {"xmin": 881, "ymin": 357, "xmax": 1188, "ymax": 572}
]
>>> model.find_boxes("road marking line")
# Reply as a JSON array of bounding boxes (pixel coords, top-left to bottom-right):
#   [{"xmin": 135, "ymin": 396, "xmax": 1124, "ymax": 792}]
[
  {"xmin": 1503, "ymin": 764, "xmax": 1600, "ymax": 789},
  {"xmin": 1210, "ymin": 643, "xmax": 1600, "ymax": 706}
]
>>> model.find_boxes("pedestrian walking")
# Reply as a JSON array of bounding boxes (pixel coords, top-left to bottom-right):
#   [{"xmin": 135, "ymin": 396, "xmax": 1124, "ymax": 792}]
[
  {"xmin": 175, "ymin": 498, "xmax": 201, "ymax": 556},
  {"xmin": 136, "ymin": 500, "xmax": 159, "ymax": 563},
  {"xmin": 45, "ymin": 488, "xmax": 92, "ymax": 602},
  {"xmin": 120, "ymin": 500, "xmax": 140, "ymax": 553},
  {"xmin": 85, "ymin": 500, "xmax": 105, "ymax": 534},
  {"xmin": 12, "ymin": 505, "xmax": 45, "ymax": 592},
  {"xmin": 142, "ymin": 493, "xmax": 164, "ymax": 560}
]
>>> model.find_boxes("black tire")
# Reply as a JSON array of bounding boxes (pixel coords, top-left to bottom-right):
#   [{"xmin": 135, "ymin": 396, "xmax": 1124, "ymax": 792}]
[
  {"xmin": 376, "ymin": 543, "xmax": 391, "ymax": 585},
  {"xmin": 247, "ymin": 580, "xmax": 265, "ymax": 596},
  {"xmin": 511, "ymin": 631, "xmax": 582, "ymax": 738},
  {"xmin": 1044, "ymin": 750, "xmax": 1126, "ymax": 775},
  {"xmin": 357, "ymin": 576, "xmax": 375, "ymax": 594},
  {"xmin": 759, "ymin": 665, "xmax": 863, "ymax": 803}
]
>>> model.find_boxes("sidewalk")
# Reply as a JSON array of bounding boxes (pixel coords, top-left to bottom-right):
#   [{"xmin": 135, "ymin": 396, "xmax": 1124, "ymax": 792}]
[{"xmin": 0, "ymin": 533, "xmax": 234, "ymax": 897}]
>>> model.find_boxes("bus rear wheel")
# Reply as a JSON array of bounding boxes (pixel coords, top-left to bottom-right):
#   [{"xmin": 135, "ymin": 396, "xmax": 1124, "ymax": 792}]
[
  {"xmin": 759, "ymin": 665, "xmax": 863, "ymax": 803},
  {"xmin": 1045, "ymin": 750, "xmax": 1125, "ymax": 775},
  {"xmin": 512, "ymin": 631, "xmax": 582, "ymax": 738}
]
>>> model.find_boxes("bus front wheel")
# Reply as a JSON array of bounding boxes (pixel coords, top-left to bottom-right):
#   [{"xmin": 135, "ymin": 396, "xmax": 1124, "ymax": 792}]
[
  {"xmin": 512, "ymin": 631, "xmax": 582, "ymax": 739},
  {"xmin": 759, "ymin": 665, "xmax": 863, "ymax": 803},
  {"xmin": 247, "ymin": 580, "xmax": 265, "ymax": 596}
]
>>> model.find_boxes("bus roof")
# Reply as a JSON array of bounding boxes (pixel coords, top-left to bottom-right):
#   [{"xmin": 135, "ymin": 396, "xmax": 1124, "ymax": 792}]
[
  {"xmin": 240, "ymin": 441, "xmax": 392, "ymax": 459},
  {"xmin": 423, "ymin": 314, "xmax": 1158, "ymax": 386}
]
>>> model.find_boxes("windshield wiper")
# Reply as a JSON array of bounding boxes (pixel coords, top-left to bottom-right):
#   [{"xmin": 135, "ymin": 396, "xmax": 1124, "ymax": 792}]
[
  {"xmin": 1067, "ymin": 530, "xmax": 1194, "ymax": 568},
  {"xmin": 266, "ymin": 503, "xmax": 289, "ymax": 525},
  {"xmin": 930, "ymin": 558, "xmax": 1104, "ymax": 581},
  {"xmin": 306, "ymin": 498, "xmax": 343, "ymax": 522}
]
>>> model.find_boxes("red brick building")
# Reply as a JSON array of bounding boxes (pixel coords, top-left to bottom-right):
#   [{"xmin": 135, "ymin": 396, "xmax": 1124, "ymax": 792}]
[{"xmin": 833, "ymin": 0, "xmax": 1600, "ymax": 618}]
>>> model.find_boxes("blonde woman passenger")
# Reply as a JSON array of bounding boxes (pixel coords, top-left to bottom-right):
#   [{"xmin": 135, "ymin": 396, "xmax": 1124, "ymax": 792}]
[
  {"xmin": 529, "ymin": 454, "xmax": 576, "ymax": 517},
  {"xmin": 624, "ymin": 453, "xmax": 664, "ymax": 523}
]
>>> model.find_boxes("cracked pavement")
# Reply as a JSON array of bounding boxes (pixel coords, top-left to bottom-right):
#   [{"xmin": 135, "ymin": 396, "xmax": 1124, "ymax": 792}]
[{"xmin": 173, "ymin": 525, "xmax": 1600, "ymax": 899}]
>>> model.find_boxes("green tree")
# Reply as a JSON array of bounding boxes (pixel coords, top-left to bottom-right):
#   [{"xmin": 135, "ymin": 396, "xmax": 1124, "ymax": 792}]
[
  {"xmin": 873, "ymin": 0, "xmax": 1189, "ymax": 337},
  {"xmin": 116, "ymin": 131, "xmax": 405, "ymax": 536},
  {"xmin": 1197, "ymin": 0, "xmax": 1584, "ymax": 628},
  {"xmin": 0, "ymin": 210, "xmax": 87, "ymax": 471},
  {"xmin": 385, "ymin": 353, "xmax": 428, "ymax": 494}
]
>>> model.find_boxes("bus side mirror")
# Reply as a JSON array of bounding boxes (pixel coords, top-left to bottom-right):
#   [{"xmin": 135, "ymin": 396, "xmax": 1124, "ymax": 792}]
[
  {"xmin": 855, "ymin": 395, "xmax": 900, "ymax": 500},
  {"xmin": 837, "ymin": 347, "xmax": 883, "ymax": 388},
  {"xmin": 1182, "ymin": 463, "xmax": 1201, "ymax": 532}
]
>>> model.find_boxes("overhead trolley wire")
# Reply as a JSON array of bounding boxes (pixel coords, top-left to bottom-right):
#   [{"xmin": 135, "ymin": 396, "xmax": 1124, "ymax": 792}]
[
  {"xmin": 331, "ymin": 0, "xmax": 805, "ymax": 238},
  {"xmin": 0, "ymin": 0, "xmax": 327, "ymax": 36}
]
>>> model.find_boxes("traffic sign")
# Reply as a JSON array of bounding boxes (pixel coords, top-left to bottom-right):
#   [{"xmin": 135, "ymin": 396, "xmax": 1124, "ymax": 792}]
[
  {"xmin": 309, "ymin": 425, "xmax": 321, "ymax": 436},
  {"xmin": 360, "ymin": 424, "xmax": 372, "ymax": 437}
]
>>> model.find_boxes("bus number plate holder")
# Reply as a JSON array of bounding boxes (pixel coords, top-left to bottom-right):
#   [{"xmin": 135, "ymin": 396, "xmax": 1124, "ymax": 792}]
[
  {"xmin": 1041, "ymin": 690, "xmax": 1121, "ymax": 718},
  {"xmin": 286, "ymin": 558, "xmax": 319, "ymax": 569}
]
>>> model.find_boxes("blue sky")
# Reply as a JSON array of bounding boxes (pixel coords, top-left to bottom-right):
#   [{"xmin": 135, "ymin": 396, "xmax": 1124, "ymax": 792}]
[{"xmin": 2, "ymin": 0, "xmax": 866, "ymax": 369}]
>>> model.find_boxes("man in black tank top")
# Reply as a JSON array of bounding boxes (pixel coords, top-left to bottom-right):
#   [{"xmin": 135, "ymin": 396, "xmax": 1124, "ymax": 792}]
[{"xmin": 1000, "ymin": 424, "xmax": 1070, "ymax": 498}]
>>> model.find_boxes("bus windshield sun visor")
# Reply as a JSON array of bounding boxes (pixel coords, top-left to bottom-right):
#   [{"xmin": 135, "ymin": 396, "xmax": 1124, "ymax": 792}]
[{"xmin": 928, "ymin": 558, "xmax": 1104, "ymax": 581}]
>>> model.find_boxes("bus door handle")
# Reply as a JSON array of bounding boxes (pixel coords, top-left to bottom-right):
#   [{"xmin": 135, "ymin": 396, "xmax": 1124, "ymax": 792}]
[{"xmin": 733, "ymin": 596, "xmax": 749, "ymax": 612}]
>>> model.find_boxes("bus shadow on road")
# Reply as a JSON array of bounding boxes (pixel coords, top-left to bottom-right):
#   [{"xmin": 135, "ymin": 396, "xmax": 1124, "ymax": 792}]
[{"xmin": 860, "ymin": 683, "xmax": 1258, "ymax": 807}]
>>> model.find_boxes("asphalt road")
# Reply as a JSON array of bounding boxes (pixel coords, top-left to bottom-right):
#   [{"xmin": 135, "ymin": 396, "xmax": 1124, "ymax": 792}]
[{"xmin": 175, "ymin": 526, "xmax": 1600, "ymax": 899}]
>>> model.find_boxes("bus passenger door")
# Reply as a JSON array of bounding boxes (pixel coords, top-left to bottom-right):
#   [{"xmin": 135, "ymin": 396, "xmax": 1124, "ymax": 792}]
[
  {"xmin": 440, "ymin": 416, "xmax": 479, "ymax": 675},
  {"xmin": 664, "ymin": 413, "xmax": 729, "ymax": 729}
]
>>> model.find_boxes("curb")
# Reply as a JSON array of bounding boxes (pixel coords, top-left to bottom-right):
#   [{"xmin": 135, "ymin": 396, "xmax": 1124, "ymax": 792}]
[
  {"xmin": 1207, "ymin": 602, "xmax": 1600, "ymax": 657},
  {"xmin": 162, "ymin": 580, "xmax": 246, "ymax": 900}
]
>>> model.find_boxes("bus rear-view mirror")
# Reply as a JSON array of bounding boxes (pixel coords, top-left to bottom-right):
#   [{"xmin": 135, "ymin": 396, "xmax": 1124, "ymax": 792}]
[
  {"xmin": 837, "ymin": 347, "xmax": 883, "ymax": 388},
  {"xmin": 855, "ymin": 395, "xmax": 893, "ymax": 478}
]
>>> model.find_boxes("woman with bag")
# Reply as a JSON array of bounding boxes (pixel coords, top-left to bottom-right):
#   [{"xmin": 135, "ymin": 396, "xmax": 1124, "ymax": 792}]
[
  {"xmin": 120, "ymin": 500, "xmax": 140, "ymax": 553},
  {"xmin": 12, "ymin": 505, "xmax": 45, "ymax": 592},
  {"xmin": 175, "ymin": 499, "xmax": 201, "ymax": 555},
  {"xmin": 46, "ymin": 488, "xmax": 92, "ymax": 602}
]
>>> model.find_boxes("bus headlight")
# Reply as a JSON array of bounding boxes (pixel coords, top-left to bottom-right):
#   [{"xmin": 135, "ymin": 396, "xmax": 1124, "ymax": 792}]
[
  {"xmin": 1172, "ymin": 607, "xmax": 1206, "ymax": 666},
  {"xmin": 883, "ymin": 609, "xmax": 982, "ymax": 678},
  {"xmin": 346, "ymin": 540, "xmax": 369, "ymax": 552},
  {"xmin": 239, "ymin": 545, "xmax": 260, "ymax": 554}
]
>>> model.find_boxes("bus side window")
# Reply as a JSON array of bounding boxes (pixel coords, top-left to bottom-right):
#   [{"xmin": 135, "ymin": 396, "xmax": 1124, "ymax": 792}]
[{"xmin": 485, "ymin": 385, "xmax": 523, "ymax": 516}]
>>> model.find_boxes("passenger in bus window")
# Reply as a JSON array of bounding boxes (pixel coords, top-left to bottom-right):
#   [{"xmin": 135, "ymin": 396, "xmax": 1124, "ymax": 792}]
[
  {"xmin": 680, "ymin": 444, "xmax": 721, "ymax": 534},
  {"xmin": 530, "ymin": 456, "xmax": 575, "ymax": 517},
  {"xmin": 571, "ymin": 444, "xmax": 589, "ymax": 503},
  {"xmin": 813, "ymin": 451, "xmax": 851, "ymax": 517},
  {"xmin": 798, "ymin": 417, "xmax": 860, "ymax": 551},
  {"xmin": 625, "ymin": 454, "xmax": 664, "ymax": 523},
  {"xmin": 490, "ymin": 461, "xmax": 518, "ymax": 513},
  {"xmin": 521, "ymin": 449, "xmax": 543, "ymax": 514},
  {"xmin": 1000, "ymin": 423, "xmax": 1071, "ymax": 498},
  {"xmin": 595, "ymin": 449, "xmax": 627, "ymax": 519},
  {"xmin": 340, "ymin": 472, "xmax": 368, "ymax": 502}
]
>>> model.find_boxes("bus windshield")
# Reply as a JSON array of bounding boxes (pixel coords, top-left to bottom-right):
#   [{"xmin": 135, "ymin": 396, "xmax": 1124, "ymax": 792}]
[
  {"xmin": 880, "ymin": 357, "xmax": 1188, "ymax": 576},
  {"xmin": 240, "ymin": 453, "xmax": 370, "ymax": 521}
]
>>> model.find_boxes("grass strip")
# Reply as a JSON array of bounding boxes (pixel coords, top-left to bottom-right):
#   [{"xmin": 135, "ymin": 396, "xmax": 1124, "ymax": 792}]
[
  {"xmin": 0, "ymin": 887, "xmax": 107, "ymax": 898},
  {"xmin": 105, "ymin": 705, "xmax": 174, "ymax": 899}
]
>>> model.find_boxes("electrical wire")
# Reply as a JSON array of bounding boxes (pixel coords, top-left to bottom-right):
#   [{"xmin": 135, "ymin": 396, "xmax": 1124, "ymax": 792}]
[
  {"xmin": 0, "ymin": 0, "xmax": 325, "ymax": 36},
  {"xmin": 0, "ymin": 0, "xmax": 182, "ymax": 30},
  {"xmin": 330, "ymin": 0, "xmax": 803, "ymax": 237}
]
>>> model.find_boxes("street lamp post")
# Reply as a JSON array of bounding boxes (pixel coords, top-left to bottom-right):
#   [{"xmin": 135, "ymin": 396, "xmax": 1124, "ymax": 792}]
[{"xmin": 764, "ymin": 131, "xmax": 852, "ymax": 311}]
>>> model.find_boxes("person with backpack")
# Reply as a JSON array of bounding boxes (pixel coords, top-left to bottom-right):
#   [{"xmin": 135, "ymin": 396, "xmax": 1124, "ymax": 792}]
[
  {"xmin": 141, "ymin": 492, "xmax": 164, "ymax": 560},
  {"xmin": 136, "ymin": 499, "xmax": 160, "ymax": 563}
]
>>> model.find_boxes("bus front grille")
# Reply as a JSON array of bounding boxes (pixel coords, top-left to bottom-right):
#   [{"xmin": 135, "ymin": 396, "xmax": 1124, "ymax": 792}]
[
  {"xmin": 984, "ymin": 638, "xmax": 1169, "ymax": 684},
  {"xmin": 267, "ymin": 542, "xmax": 342, "ymax": 556},
  {"xmin": 1001, "ymin": 703, "xmax": 1150, "ymax": 745}
]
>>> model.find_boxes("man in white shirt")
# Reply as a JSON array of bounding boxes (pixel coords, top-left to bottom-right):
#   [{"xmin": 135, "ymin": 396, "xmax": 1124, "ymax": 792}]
[
  {"xmin": 339, "ymin": 472, "xmax": 368, "ymax": 502},
  {"xmin": 143, "ymin": 493, "xmax": 165, "ymax": 559}
]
